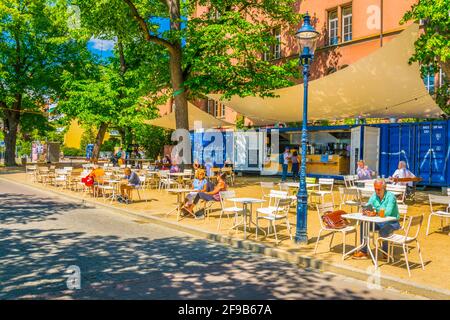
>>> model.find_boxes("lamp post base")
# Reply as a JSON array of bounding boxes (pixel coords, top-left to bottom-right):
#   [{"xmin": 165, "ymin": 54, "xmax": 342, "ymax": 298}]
[{"xmin": 295, "ymin": 233, "xmax": 308, "ymax": 244}]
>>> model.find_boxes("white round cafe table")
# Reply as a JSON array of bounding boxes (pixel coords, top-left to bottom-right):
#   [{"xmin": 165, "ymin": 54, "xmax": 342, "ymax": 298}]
[
  {"xmin": 227, "ymin": 197, "xmax": 266, "ymax": 239},
  {"xmin": 341, "ymin": 213, "xmax": 397, "ymax": 267}
]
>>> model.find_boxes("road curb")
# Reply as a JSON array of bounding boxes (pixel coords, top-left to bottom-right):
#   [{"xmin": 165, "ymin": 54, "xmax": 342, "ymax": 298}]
[{"xmin": 2, "ymin": 176, "xmax": 449, "ymax": 300}]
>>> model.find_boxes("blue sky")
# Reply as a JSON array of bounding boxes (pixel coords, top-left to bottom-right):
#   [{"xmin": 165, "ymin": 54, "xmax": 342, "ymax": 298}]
[{"xmin": 87, "ymin": 17, "xmax": 174, "ymax": 59}]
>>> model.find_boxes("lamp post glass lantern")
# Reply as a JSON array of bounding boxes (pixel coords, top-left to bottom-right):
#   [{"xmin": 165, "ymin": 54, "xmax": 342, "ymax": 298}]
[{"xmin": 295, "ymin": 13, "xmax": 319, "ymax": 244}]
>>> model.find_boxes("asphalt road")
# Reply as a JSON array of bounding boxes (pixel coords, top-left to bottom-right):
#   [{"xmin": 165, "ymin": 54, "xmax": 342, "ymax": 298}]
[{"xmin": 0, "ymin": 179, "xmax": 420, "ymax": 300}]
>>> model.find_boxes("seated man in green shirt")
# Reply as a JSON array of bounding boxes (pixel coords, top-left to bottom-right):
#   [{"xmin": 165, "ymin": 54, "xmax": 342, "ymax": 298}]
[{"xmin": 353, "ymin": 179, "xmax": 401, "ymax": 259}]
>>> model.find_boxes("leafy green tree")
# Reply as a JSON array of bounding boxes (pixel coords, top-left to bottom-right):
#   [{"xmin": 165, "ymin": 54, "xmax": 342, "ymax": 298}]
[
  {"xmin": 75, "ymin": 0, "xmax": 301, "ymax": 132},
  {"xmin": 59, "ymin": 0, "xmax": 168, "ymax": 160},
  {"xmin": 0, "ymin": 0, "xmax": 90, "ymax": 165},
  {"xmin": 79, "ymin": 124, "xmax": 96, "ymax": 154},
  {"xmin": 402, "ymin": 0, "xmax": 450, "ymax": 111},
  {"xmin": 133, "ymin": 124, "xmax": 171, "ymax": 159}
]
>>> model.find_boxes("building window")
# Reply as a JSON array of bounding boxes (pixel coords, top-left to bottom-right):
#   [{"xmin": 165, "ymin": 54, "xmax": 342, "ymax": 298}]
[
  {"xmin": 209, "ymin": 8, "xmax": 221, "ymax": 20},
  {"xmin": 263, "ymin": 27, "xmax": 281, "ymax": 61},
  {"xmin": 273, "ymin": 28, "xmax": 281, "ymax": 59},
  {"xmin": 423, "ymin": 66, "xmax": 435, "ymax": 94},
  {"xmin": 328, "ymin": 10, "xmax": 338, "ymax": 45},
  {"xmin": 207, "ymin": 99, "xmax": 226, "ymax": 118},
  {"xmin": 342, "ymin": 6, "xmax": 352, "ymax": 42}
]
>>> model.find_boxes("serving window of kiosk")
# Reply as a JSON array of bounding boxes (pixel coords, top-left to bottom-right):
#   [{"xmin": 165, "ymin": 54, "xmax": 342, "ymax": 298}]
[{"xmin": 265, "ymin": 128, "xmax": 352, "ymax": 176}]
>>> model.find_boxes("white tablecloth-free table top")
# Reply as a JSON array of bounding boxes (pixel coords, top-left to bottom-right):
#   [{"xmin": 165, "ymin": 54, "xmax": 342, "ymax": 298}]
[
  {"xmin": 280, "ymin": 182, "xmax": 320, "ymax": 188},
  {"xmin": 227, "ymin": 198, "xmax": 266, "ymax": 238},
  {"xmin": 342, "ymin": 212, "xmax": 397, "ymax": 266},
  {"xmin": 342, "ymin": 213, "xmax": 397, "ymax": 223}
]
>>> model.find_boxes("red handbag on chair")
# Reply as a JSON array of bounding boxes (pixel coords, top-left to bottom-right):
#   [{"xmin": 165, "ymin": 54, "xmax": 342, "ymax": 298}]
[
  {"xmin": 322, "ymin": 210, "xmax": 348, "ymax": 229},
  {"xmin": 81, "ymin": 176, "xmax": 94, "ymax": 187}
]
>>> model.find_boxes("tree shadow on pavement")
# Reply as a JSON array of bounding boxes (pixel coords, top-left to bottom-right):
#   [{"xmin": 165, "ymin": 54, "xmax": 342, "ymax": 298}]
[
  {"xmin": 0, "ymin": 193, "xmax": 84, "ymax": 225},
  {"xmin": 0, "ymin": 226, "xmax": 392, "ymax": 300}
]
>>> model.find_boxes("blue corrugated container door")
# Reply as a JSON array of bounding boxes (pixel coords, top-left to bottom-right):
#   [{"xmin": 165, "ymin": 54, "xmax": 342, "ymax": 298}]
[
  {"xmin": 379, "ymin": 124, "xmax": 415, "ymax": 178},
  {"xmin": 416, "ymin": 123, "xmax": 448, "ymax": 186}
]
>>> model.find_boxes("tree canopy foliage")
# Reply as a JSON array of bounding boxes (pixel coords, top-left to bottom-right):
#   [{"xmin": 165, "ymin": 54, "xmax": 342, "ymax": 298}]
[
  {"xmin": 402, "ymin": 0, "xmax": 450, "ymax": 111},
  {"xmin": 0, "ymin": 0, "xmax": 89, "ymax": 165},
  {"xmin": 74, "ymin": 0, "xmax": 302, "ymax": 131}
]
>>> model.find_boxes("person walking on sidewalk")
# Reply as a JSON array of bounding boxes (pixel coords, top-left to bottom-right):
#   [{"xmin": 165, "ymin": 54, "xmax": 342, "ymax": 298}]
[{"xmin": 281, "ymin": 147, "xmax": 291, "ymax": 182}]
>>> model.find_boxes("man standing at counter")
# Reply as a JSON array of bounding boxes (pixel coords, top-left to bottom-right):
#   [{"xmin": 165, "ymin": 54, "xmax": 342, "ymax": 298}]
[{"xmin": 281, "ymin": 147, "xmax": 291, "ymax": 182}]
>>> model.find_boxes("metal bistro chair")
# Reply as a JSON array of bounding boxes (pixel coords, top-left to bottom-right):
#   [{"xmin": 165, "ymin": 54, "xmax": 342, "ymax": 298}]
[
  {"xmin": 132, "ymin": 175, "xmax": 148, "ymax": 203},
  {"xmin": 426, "ymin": 194, "xmax": 450, "ymax": 236},
  {"xmin": 158, "ymin": 170, "xmax": 179, "ymax": 190},
  {"xmin": 260, "ymin": 182, "xmax": 275, "ymax": 200},
  {"xmin": 217, "ymin": 190, "xmax": 245, "ymax": 231},
  {"xmin": 343, "ymin": 175, "xmax": 357, "ymax": 189},
  {"xmin": 182, "ymin": 169, "xmax": 193, "ymax": 188},
  {"xmin": 314, "ymin": 202, "xmax": 357, "ymax": 260},
  {"xmin": 26, "ymin": 165, "xmax": 38, "ymax": 182},
  {"xmin": 398, "ymin": 204, "xmax": 409, "ymax": 231},
  {"xmin": 311, "ymin": 178, "xmax": 335, "ymax": 206},
  {"xmin": 386, "ymin": 184, "xmax": 407, "ymax": 205},
  {"xmin": 376, "ymin": 215, "xmax": 425, "ymax": 277},
  {"xmin": 221, "ymin": 167, "xmax": 235, "ymax": 186},
  {"xmin": 256, "ymin": 197, "xmax": 293, "ymax": 244},
  {"xmin": 53, "ymin": 169, "xmax": 68, "ymax": 188},
  {"xmin": 279, "ymin": 183, "xmax": 297, "ymax": 206},
  {"xmin": 338, "ymin": 187, "xmax": 363, "ymax": 212}
]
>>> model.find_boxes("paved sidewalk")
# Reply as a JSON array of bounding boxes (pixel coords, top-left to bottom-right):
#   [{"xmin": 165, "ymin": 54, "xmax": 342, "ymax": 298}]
[{"xmin": 0, "ymin": 179, "xmax": 420, "ymax": 299}]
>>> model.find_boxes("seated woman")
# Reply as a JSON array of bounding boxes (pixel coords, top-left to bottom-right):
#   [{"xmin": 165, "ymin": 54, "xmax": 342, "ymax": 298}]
[
  {"xmin": 183, "ymin": 172, "xmax": 227, "ymax": 219},
  {"xmin": 182, "ymin": 169, "xmax": 208, "ymax": 214},
  {"xmin": 170, "ymin": 160, "xmax": 180, "ymax": 173},
  {"xmin": 87, "ymin": 164, "xmax": 105, "ymax": 196}
]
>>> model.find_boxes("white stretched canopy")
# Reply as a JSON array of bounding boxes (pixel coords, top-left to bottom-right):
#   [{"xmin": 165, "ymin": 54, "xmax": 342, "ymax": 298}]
[
  {"xmin": 208, "ymin": 24, "xmax": 443, "ymax": 122},
  {"xmin": 144, "ymin": 102, "xmax": 233, "ymax": 130}
]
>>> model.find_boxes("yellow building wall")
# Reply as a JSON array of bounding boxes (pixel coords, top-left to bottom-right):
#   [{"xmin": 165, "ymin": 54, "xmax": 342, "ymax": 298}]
[{"xmin": 64, "ymin": 120, "xmax": 111, "ymax": 149}]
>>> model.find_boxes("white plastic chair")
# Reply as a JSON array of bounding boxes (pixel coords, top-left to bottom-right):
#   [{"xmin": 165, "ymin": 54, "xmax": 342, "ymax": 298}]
[
  {"xmin": 256, "ymin": 197, "xmax": 293, "ymax": 243},
  {"xmin": 426, "ymin": 194, "xmax": 450, "ymax": 235},
  {"xmin": 376, "ymin": 215, "xmax": 425, "ymax": 277},
  {"xmin": 217, "ymin": 190, "xmax": 244, "ymax": 231},
  {"xmin": 314, "ymin": 203, "xmax": 357, "ymax": 260}
]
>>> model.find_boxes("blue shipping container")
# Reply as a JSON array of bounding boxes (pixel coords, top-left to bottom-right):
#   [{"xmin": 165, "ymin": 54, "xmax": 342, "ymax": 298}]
[{"xmin": 377, "ymin": 121, "xmax": 450, "ymax": 187}]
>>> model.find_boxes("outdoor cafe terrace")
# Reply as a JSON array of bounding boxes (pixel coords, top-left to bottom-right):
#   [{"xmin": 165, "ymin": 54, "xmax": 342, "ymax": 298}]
[{"xmin": 2, "ymin": 163, "xmax": 449, "ymax": 296}]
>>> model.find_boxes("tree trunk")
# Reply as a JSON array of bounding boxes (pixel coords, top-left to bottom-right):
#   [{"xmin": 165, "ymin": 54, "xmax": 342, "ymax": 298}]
[
  {"xmin": 123, "ymin": 0, "xmax": 189, "ymax": 131},
  {"xmin": 440, "ymin": 60, "xmax": 450, "ymax": 80},
  {"xmin": 2, "ymin": 98, "xmax": 21, "ymax": 166},
  {"xmin": 91, "ymin": 122, "xmax": 108, "ymax": 162},
  {"xmin": 168, "ymin": 0, "xmax": 189, "ymax": 131}
]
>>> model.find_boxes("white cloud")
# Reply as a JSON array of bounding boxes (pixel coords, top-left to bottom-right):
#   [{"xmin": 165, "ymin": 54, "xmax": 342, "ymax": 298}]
[{"xmin": 89, "ymin": 37, "xmax": 117, "ymax": 51}]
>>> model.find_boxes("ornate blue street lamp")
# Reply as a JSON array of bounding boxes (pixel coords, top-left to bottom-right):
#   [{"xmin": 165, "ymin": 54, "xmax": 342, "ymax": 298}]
[{"xmin": 294, "ymin": 13, "xmax": 320, "ymax": 244}]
